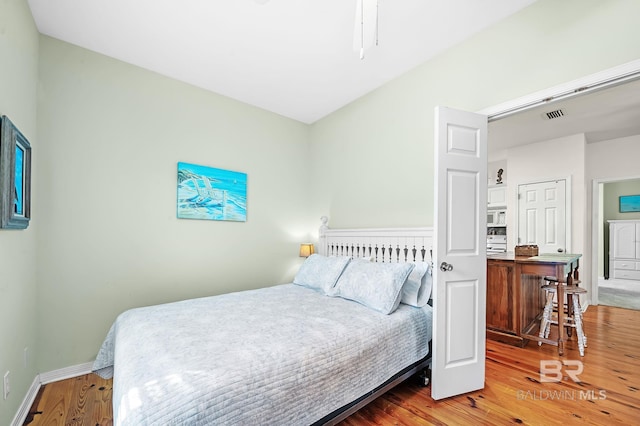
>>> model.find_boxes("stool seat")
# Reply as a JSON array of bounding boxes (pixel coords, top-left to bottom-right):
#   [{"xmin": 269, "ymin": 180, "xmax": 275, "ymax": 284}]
[
  {"xmin": 543, "ymin": 276, "xmax": 582, "ymax": 285},
  {"xmin": 540, "ymin": 284, "xmax": 587, "ymax": 295},
  {"xmin": 538, "ymin": 280, "xmax": 587, "ymax": 356}
]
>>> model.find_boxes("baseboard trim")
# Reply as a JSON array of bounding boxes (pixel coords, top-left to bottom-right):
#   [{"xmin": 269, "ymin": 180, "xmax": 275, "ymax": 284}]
[
  {"xmin": 39, "ymin": 362, "xmax": 94, "ymax": 385},
  {"xmin": 10, "ymin": 375, "xmax": 40, "ymax": 426},
  {"xmin": 10, "ymin": 362, "xmax": 95, "ymax": 426}
]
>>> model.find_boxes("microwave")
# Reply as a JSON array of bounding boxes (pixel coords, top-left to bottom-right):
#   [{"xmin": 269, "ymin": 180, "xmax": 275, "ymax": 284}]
[{"xmin": 487, "ymin": 209, "xmax": 506, "ymax": 226}]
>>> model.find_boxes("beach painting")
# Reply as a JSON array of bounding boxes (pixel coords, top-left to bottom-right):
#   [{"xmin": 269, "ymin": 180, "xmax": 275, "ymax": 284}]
[
  {"xmin": 620, "ymin": 194, "xmax": 640, "ymax": 213},
  {"xmin": 0, "ymin": 115, "xmax": 31, "ymax": 229},
  {"xmin": 177, "ymin": 162, "xmax": 247, "ymax": 222},
  {"xmin": 15, "ymin": 144, "xmax": 24, "ymax": 215}
]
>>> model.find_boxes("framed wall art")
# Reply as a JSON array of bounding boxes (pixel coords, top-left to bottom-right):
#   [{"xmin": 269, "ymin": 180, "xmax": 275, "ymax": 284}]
[
  {"xmin": 0, "ymin": 115, "xmax": 31, "ymax": 229},
  {"xmin": 619, "ymin": 194, "xmax": 640, "ymax": 213},
  {"xmin": 177, "ymin": 161, "xmax": 247, "ymax": 222}
]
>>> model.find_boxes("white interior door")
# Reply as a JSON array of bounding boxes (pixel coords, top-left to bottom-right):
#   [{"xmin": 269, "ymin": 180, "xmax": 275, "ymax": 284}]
[
  {"xmin": 517, "ymin": 179, "xmax": 568, "ymax": 253},
  {"xmin": 432, "ymin": 106, "xmax": 487, "ymax": 400}
]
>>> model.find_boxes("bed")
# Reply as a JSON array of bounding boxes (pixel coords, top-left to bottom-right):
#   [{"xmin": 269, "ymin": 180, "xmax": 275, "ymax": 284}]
[{"xmin": 92, "ymin": 221, "xmax": 434, "ymax": 425}]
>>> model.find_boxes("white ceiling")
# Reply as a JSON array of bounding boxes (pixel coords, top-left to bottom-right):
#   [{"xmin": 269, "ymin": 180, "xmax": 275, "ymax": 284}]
[
  {"xmin": 27, "ymin": 0, "xmax": 537, "ymax": 124},
  {"xmin": 488, "ymin": 77, "xmax": 640, "ymax": 158}
]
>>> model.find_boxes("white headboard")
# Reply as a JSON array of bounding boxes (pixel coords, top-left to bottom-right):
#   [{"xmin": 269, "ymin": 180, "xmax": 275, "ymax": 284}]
[{"xmin": 318, "ymin": 216, "xmax": 434, "ymax": 264}]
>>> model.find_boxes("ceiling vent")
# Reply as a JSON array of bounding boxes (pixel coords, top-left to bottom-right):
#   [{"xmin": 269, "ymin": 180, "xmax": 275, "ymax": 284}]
[{"xmin": 542, "ymin": 109, "xmax": 565, "ymax": 120}]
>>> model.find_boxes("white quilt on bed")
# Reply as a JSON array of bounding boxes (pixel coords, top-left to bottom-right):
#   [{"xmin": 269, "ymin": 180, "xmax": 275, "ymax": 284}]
[{"xmin": 93, "ymin": 283, "xmax": 432, "ymax": 425}]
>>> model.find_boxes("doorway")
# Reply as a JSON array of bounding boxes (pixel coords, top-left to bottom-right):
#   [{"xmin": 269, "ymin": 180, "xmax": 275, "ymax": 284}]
[
  {"xmin": 592, "ymin": 177, "xmax": 640, "ymax": 310},
  {"xmin": 483, "ymin": 59, "xmax": 640, "ymax": 305}
]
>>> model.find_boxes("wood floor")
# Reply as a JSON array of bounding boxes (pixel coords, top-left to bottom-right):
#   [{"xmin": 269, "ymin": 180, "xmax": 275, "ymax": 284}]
[
  {"xmin": 24, "ymin": 305, "xmax": 639, "ymax": 425},
  {"xmin": 23, "ymin": 373, "xmax": 112, "ymax": 425}
]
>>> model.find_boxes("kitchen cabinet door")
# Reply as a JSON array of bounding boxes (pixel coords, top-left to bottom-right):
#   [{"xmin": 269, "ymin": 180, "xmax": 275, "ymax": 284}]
[
  {"xmin": 488, "ymin": 186, "xmax": 507, "ymax": 208},
  {"xmin": 486, "ymin": 260, "xmax": 517, "ymax": 334}
]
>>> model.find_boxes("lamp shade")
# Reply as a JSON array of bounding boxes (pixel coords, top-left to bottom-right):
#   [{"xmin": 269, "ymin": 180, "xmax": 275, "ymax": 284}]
[{"xmin": 299, "ymin": 243, "xmax": 315, "ymax": 258}]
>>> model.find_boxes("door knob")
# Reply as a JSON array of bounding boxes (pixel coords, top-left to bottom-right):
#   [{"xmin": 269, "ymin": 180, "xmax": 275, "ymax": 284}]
[
  {"xmin": 440, "ymin": 262, "xmax": 453, "ymax": 272},
  {"xmin": 557, "ymin": 248, "xmax": 564, "ymax": 253}
]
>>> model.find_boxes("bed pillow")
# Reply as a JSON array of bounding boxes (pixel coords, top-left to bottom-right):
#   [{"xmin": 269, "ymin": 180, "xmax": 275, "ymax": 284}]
[
  {"xmin": 401, "ymin": 261, "xmax": 433, "ymax": 307},
  {"xmin": 333, "ymin": 260, "xmax": 415, "ymax": 314},
  {"xmin": 293, "ymin": 254, "xmax": 351, "ymax": 294}
]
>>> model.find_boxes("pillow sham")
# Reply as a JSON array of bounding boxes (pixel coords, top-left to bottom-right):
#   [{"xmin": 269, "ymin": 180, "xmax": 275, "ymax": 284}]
[
  {"xmin": 354, "ymin": 256, "xmax": 373, "ymax": 262},
  {"xmin": 293, "ymin": 254, "xmax": 351, "ymax": 294},
  {"xmin": 401, "ymin": 261, "xmax": 433, "ymax": 307},
  {"xmin": 333, "ymin": 260, "xmax": 415, "ymax": 314}
]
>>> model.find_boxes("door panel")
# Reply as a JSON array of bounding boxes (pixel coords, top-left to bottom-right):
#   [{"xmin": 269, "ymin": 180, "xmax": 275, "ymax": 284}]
[
  {"xmin": 612, "ymin": 221, "xmax": 637, "ymax": 258},
  {"xmin": 432, "ymin": 106, "xmax": 487, "ymax": 400},
  {"xmin": 445, "ymin": 280, "xmax": 478, "ymax": 363},
  {"xmin": 449, "ymin": 171, "xmax": 478, "ymax": 253}
]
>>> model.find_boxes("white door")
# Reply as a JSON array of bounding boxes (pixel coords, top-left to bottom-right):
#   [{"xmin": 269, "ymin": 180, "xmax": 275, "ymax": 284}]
[
  {"xmin": 517, "ymin": 179, "xmax": 568, "ymax": 253},
  {"xmin": 432, "ymin": 106, "xmax": 487, "ymax": 400}
]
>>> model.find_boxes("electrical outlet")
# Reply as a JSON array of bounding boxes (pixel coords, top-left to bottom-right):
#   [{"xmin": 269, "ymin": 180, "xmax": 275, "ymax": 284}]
[
  {"xmin": 24, "ymin": 347, "xmax": 29, "ymax": 368},
  {"xmin": 3, "ymin": 371, "xmax": 9, "ymax": 400}
]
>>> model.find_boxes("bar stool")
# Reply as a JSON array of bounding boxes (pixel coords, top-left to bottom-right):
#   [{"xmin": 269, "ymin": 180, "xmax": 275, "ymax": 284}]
[
  {"xmin": 540, "ymin": 276, "xmax": 584, "ymax": 333},
  {"xmin": 538, "ymin": 276, "xmax": 587, "ymax": 356}
]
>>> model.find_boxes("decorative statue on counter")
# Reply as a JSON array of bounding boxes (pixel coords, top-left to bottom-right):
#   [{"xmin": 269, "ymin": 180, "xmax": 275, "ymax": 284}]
[{"xmin": 496, "ymin": 168, "xmax": 504, "ymax": 184}]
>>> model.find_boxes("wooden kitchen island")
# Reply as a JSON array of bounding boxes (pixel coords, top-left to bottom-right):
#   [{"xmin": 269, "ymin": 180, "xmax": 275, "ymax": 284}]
[{"xmin": 486, "ymin": 252, "xmax": 582, "ymax": 352}]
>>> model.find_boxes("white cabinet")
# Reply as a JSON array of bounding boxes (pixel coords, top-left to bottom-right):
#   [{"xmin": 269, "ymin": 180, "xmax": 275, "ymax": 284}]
[
  {"xmin": 488, "ymin": 185, "xmax": 507, "ymax": 208},
  {"xmin": 609, "ymin": 220, "xmax": 640, "ymax": 282}
]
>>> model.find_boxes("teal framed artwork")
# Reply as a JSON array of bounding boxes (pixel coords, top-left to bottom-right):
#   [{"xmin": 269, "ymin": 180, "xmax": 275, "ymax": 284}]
[
  {"xmin": 619, "ymin": 194, "xmax": 640, "ymax": 213},
  {"xmin": 177, "ymin": 162, "xmax": 247, "ymax": 222},
  {"xmin": 0, "ymin": 116, "xmax": 31, "ymax": 229}
]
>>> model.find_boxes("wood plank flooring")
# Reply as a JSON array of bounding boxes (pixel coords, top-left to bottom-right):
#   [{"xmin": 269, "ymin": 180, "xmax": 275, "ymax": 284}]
[
  {"xmin": 24, "ymin": 373, "xmax": 112, "ymax": 426},
  {"xmin": 24, "ymin": 305, "xmax": 640, "ymax": 425}
]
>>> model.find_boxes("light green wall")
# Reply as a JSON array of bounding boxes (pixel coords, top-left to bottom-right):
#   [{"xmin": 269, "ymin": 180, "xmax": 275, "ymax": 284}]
[
  {"xmin": 0, "ymin": 1, "xmax": 39, "ymax": 424},
  {"xmin": 309, "ymin": 0, "xmax": 640, "ymax": 228},
  {"xmin": 36, "ymin": 37, "xmax": 312, "ymax": 372},
  {"xmin": 604, "ymin": 180, "xmax": 640, "ymax": 222}
]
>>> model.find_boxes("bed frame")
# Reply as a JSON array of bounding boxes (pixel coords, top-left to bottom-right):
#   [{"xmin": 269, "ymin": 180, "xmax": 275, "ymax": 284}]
[{"xmin": 315, "ymin": 217, "xmax": 434, "ymax": 425}]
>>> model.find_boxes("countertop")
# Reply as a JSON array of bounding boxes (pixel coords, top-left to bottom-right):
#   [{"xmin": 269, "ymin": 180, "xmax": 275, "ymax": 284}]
[
  {"xmin": 487, "ymin": 252, "xmax": 582, "ymax": 262},
  {"xmin": 487, "ymin": 252, "xmax": 517, "ymax": 261}
]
